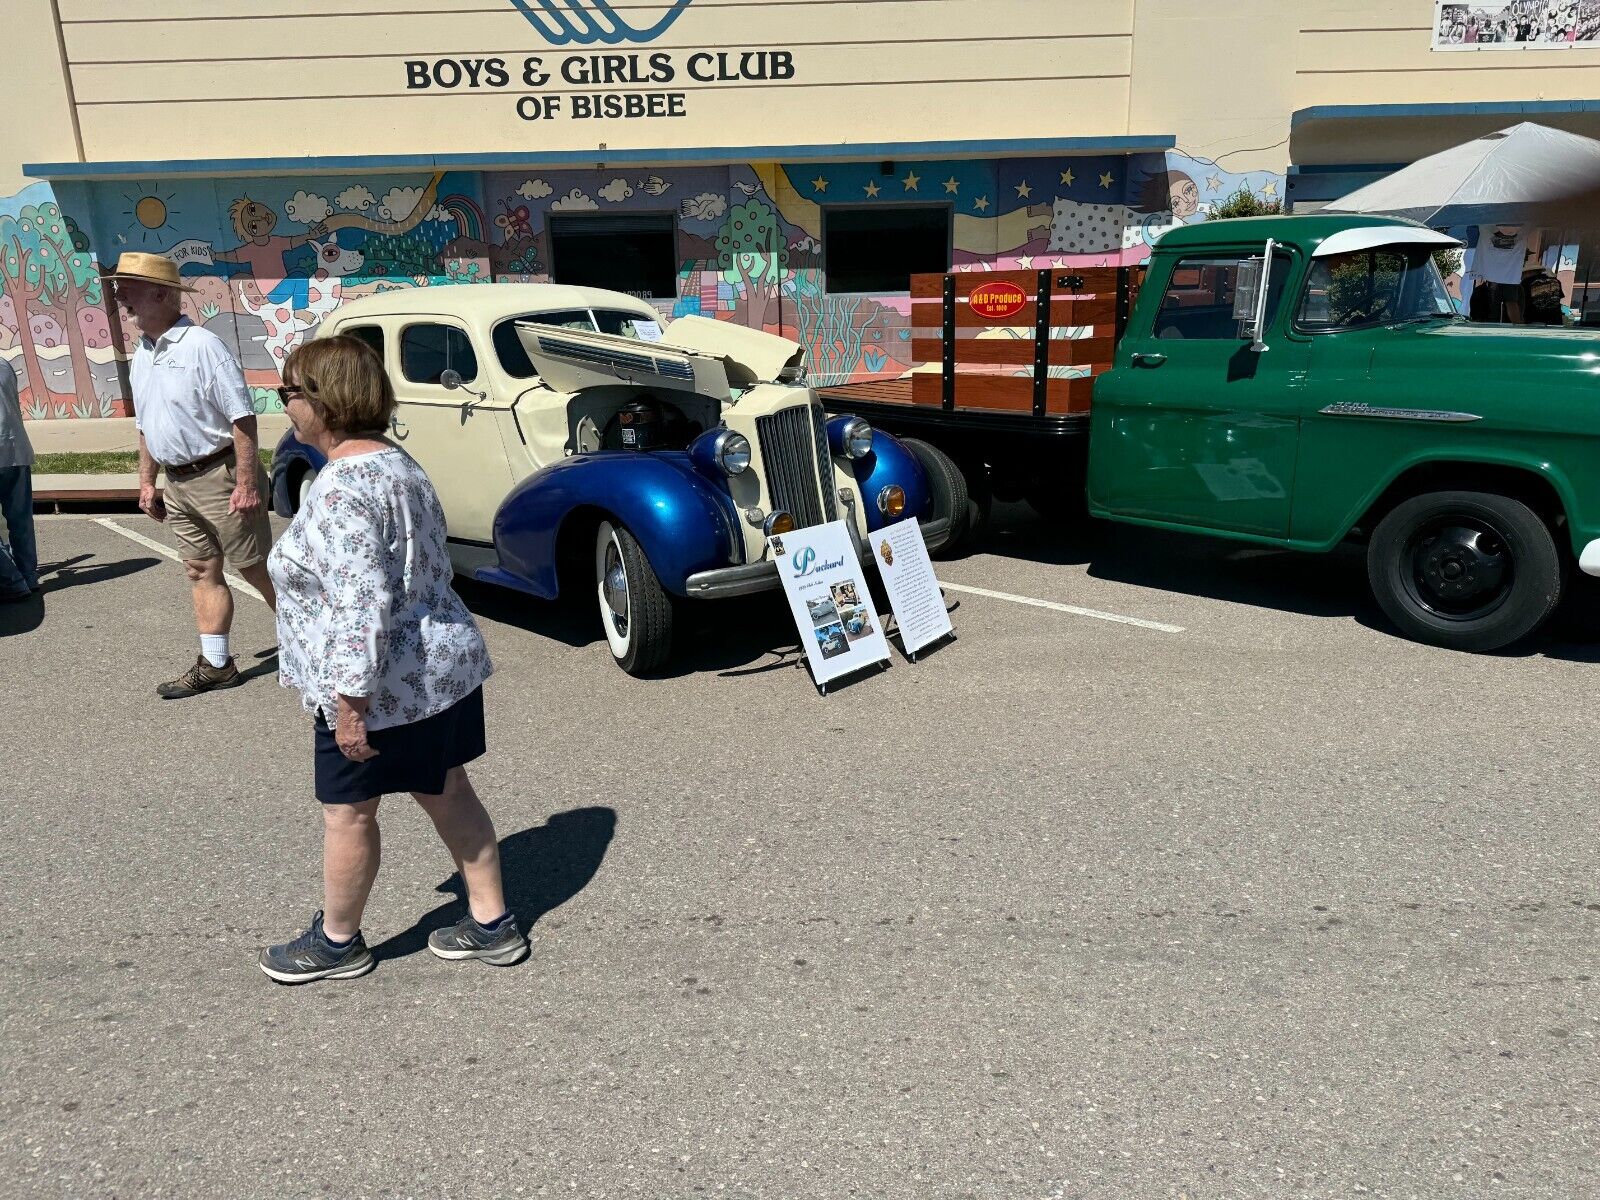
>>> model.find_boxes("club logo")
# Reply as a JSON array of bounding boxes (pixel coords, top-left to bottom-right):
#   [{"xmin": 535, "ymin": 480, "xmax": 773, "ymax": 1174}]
[
  {"xmin": 793, "ymin": 546, "xmax": 816, "ymax": 574},
  {"xmin": 507, "ymin": 0, "xmax": 695, "ymax": 45}
]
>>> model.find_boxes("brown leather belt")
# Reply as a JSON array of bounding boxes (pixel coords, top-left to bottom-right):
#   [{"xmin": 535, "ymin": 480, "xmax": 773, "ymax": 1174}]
[{"xmin": 165, "ymin": 446, "xmax": 235, "ymax": 481}]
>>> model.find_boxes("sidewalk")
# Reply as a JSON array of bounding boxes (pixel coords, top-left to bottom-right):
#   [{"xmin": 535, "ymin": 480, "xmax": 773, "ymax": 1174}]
[
  {"xmin": 30, "ymin": 415, "xmax": 292, "ymax": 504},
  {"xmin": 28, "ymin": 414, "xmax": 291, "ymax": 456}
]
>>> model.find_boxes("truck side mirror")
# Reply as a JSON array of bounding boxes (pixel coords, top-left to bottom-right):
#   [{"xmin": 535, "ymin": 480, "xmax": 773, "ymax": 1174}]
[{"xmin": 1233, "ymin": 239, "xmax": 1277, "ymax": 352}]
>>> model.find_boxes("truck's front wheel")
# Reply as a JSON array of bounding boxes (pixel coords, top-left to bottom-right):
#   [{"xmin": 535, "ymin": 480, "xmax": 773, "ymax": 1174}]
[
  {"xmin": 595, "ymin": 520, "xmax": 674, "ymax": 676},
  {"xmin": 1367, "ymin": 490, "xmax": 1563, "ymax": 652}
]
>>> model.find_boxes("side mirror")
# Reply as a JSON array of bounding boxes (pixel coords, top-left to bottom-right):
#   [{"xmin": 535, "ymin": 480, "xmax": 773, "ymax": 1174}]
[
  {"xmin": 1233, "ymin": 238, "xmax": 1277, "ymax": 353},
  {"xmin": 439, "ymin": 368, "xmax": 463, "ymax": 390}
]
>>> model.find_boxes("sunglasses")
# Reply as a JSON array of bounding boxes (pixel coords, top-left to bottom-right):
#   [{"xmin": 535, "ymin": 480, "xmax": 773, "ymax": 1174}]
[{"xmin": 276, "ymin": 384, "xmax": 308, "ymax": 405}]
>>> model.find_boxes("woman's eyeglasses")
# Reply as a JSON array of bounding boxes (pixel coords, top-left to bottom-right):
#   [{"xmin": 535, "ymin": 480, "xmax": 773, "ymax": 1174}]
[{"xmin": 276, "ymin": 384, "xmax": 307, "ymax": 405}]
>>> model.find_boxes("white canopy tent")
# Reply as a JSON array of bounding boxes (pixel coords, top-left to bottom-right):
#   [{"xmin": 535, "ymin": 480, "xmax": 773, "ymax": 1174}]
[{"xmin": 1323, "ymin": 122, "xmax": 1600, "ymax": 228}]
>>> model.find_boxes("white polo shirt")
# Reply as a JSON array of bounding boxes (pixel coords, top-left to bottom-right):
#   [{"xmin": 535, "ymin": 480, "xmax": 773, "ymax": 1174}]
[{"xmin": 131, "ymin": 318, "xmax": 255, "ymax": 467}]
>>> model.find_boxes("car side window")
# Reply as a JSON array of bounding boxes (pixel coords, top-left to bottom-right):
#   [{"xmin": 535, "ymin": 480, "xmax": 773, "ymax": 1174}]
[
  {"xmin": 342, "ymin": 325, "xmax": 385, "ymax": 362},
  {"xmin": 1153, "ymin": 254, "xmax": 1289, "ymax": 340},
  {"xmin": 401, "ymin": 323, "xmax": 479, "ymax": 385}
]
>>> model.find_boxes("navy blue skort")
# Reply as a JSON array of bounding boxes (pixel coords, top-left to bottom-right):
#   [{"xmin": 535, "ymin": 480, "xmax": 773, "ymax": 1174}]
[{"xmin": 313, "ymin": 687, "xmax": 486, "ymax": 805}]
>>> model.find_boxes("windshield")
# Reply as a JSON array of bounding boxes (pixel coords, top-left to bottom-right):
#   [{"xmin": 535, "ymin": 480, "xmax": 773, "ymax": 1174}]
[
  {"xmin": 1297, "ymin": 247, "xmax": 1456, "ymax": 331},
  {"xmin": 492, "ymin": 308, "xmax": 665, "ymax": 378}
]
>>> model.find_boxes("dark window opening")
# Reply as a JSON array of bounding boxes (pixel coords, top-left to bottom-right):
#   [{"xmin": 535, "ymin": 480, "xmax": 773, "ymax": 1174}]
[
  {"xmin": 1154, "ymin": 253, "xmax": 1291, "ymax": 341},
  {"xmin": 400, "ymin": 323, "xmax": 478, "ymax": 385},
  {"xmin": 341, "ymin": 325, "xmax": 385, "ymax": 361},
  {"xmin": 824, "ymin": 206, "xmax": 949, "ymax": 294},
  {"xmin": 550, "ymin": 213, "xmax": 678, "ymax": 299}
]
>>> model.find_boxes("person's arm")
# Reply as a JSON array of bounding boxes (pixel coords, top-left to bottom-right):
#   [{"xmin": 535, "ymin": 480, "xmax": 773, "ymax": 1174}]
[
  {"xmin": 205, "ymin": 342, "xmax": 261, "ymax": 516},
  {"xmin": 229, "ymin": 415, "xmax": 262, "ymax": 517},
  {"xmin": 317, "ymin": 488, "xmax": 392, "ymax": 760},
  {"xmin": 136, "ymin": 431, "xmax": 165, "ymax": 523}
]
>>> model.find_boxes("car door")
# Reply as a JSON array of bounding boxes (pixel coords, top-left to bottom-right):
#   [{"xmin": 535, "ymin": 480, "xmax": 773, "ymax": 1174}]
[
  {"xmin": 1097, "ymin": 247, "xmax": 1308, "ymax": 538},
  {"xmin": 390, "ymin": 318, "xmax": 516, "ymax": 543}
]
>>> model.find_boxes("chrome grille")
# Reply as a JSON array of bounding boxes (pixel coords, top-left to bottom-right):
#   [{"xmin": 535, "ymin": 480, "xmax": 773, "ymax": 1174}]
[{"xmin": 756, "ymin": 405, "xmax": 838, "ymax": 530}]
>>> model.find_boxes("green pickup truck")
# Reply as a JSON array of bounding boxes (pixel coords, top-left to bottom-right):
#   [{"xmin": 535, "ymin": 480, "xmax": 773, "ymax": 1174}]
[
  {"xmin": 1089, "ymin": 213, "xmax": 1598, "ymax": 651},
  {"xmin": 829, "ymin": 213, "xmax": 1599, "ymax": 653}
]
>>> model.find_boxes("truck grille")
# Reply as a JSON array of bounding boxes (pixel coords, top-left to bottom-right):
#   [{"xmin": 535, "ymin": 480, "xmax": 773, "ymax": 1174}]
[{"xmin": 755, "ymin": 405, "xmax": 838, "ymax": 530}]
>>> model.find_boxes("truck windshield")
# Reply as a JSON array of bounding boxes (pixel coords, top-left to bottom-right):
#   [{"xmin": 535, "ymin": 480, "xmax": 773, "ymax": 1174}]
[
  {"xmin": 1297, "ymin": 247, "xmax": 1456, "ymax": 331},
  {"xmin": 493, "ymin": 308, "xmax": 664, "ymax": 378}
]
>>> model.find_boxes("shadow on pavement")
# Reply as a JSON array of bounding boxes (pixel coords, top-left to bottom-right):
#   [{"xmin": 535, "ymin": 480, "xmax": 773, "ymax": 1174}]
[
  {"xmin": 371, "ymin": 805, "xmax": 617, "ymax": 962},
  {"xmin": 39, "ymin": 554, "xmax": 161, "ymax": 596}
]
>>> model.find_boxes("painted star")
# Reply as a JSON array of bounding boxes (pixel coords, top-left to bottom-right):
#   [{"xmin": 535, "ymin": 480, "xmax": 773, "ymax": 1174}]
[
  {"xmin": 943, "ymin": 176, "xmax": 961, "ymax": 194},
  {"xmin": 1099, "ymin": 171, "xmax": 1115, "ymax": 189},
  {"xmin": 902, "ymin": 170, "xmax": 921, "ymax": 191},
  {"xmin": 811, "ymin": 175, "xmax": 829, "ymax": 193},
  {"xmin": 1059, "ymin": 168, "xmax": 1075, "ymax": 187},
  {"xmin": 864, "ymin": 181, "xmax": 881, "ymax": 198},
  {"xmin": 973, "ymin": 195, "xmax": 990, "ymax": 212},
  {"xmin": 1015, "ymin": 180, "xmax": 1033, "ymax": 200},
  {"xmin": 1207, "ymin": 174, "xmax": 1224, "ymax": 193},
  {"xmin": 1260, "ymin": 180, "xmax": 1279, "ymax": 197},
  {"xmin": 1017, "ymin": 254, "xmax": 1034, "ymax": 270}
]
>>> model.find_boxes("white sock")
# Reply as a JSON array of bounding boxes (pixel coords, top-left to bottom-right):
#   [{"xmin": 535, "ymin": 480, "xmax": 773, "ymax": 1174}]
[{"xmin": 200, "ymin": 634, "xmax": 230, "ymax": 668}]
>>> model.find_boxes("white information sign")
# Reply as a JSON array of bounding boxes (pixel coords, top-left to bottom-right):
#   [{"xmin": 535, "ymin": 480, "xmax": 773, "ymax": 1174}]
[
  {"xmin": 769, "ymin": 521, "xmax": 891, "ymax": 690},
  {"xmin": 631, "ymin": 319, "xmax": 664, "ymax": 343},
  {"xmin": 871, "ymin": 519, "xmax": 954, "ymax": 658}
]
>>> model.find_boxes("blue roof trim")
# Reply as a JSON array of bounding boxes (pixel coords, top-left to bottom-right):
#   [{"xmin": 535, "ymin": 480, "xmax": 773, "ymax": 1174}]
[
  {"xmin": 26, "ymin": 135, "xmax": 1177, "ymax": 180},
  {"xmin": 1288, "ymin": 162, "xmax": 1408, "ymax": 175},
  {"xmin": 1293, "ymin": 99, "xmax": 1600, "ymax": 128}
]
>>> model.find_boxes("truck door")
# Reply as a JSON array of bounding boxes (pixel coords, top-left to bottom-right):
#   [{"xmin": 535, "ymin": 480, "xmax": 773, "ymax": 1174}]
[{"xmin": 1096, "ymin": 247, "xmax": 1305, "ymax": 538}]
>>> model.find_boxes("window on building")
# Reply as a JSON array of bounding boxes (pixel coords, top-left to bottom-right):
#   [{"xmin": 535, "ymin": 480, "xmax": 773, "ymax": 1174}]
[
  {"xmin": 549, "ymin": 213, "xmax": 678, "ymax": 299},
  {"xmin": 824, "ymin": 206, "xmax": 949, "ymax": 294},
  {"xmin": 341, "ymin": 325, "xmax": 385, "ymax": 362},
  {"xmin": 400, "ymin": 323, "xmax": 479, "ymax": 385},
  {"xmin": 1153, "ymin": 253, "xmax": 1290, "ymax": 340}
]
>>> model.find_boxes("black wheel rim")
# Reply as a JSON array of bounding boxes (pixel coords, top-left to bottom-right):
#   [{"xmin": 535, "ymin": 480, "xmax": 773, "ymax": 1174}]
[{"xmin": 1401, "ymin": 515, "xmax": 1515, "ymax": 622}]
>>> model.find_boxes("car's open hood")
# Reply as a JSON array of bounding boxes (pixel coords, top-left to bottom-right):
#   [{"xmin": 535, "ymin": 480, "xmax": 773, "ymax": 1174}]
[{"xmin": 514, "ymin": 316, "xmax": 805, "ymax": 397}]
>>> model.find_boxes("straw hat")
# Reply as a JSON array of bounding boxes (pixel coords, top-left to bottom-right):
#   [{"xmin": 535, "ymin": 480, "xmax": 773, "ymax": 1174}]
[{"xmin": 101, "ymin": 251, "xmax": 197, "ymax": 293}]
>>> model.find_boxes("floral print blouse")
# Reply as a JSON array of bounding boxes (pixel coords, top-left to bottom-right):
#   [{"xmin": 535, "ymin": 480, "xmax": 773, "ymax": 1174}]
[{"xmin": 268, "ymin": 447, "xmax": 492, "ymax": 730}]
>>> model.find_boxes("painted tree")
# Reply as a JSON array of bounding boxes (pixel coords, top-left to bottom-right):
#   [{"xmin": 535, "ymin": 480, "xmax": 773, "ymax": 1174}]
[
  {"xmin": 0, "ymin": 201, "xmax": 104, "ymax": 413},
  {"xmin": 716, "ymin": 199, "xmax": 788, "ymax": 332},
  {"xmin": 0, "ymin": 211, "xmax": 50, "ymax": 410}
]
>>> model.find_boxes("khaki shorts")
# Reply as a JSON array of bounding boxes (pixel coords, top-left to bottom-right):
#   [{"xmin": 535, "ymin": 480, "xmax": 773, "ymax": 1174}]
[{"xmin": 163, "ymin": 455, "xmax": 273, "ymax": 568}]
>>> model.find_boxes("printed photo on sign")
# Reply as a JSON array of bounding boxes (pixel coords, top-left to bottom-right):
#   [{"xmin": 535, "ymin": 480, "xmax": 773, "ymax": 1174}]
[
  {"xmin": 815, "ymin": 622, "xmax": 850, "ymax": 660},
  {"xmin": 807, "ymin": 595, "xmax": 839, "ymax": 626},
  {"xmin": 830, "ymin": 580, "xmax": 861, "ymax": 608},
  {"xmin": 1433, "ymin": 1, "xmax": 1600, "ymax": 48},
  {"xmin": 838, "ymin": 605, "xmax": 876, "ymax": 643}
]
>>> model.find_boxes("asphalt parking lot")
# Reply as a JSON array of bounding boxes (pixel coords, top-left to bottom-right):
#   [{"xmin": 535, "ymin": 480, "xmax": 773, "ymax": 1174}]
[{"xmin": 2, "ymin": 505, "xmax": 1596, "ymax": 1199}]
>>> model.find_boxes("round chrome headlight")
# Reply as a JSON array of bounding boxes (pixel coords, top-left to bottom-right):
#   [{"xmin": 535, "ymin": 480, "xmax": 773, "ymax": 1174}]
[
  {"xmin": 841, "ymin": 417, "xmax": 873, "ymax": 459},
  {"xmin": 876, "ymin": 485, "xmax": 906, "ymax": 519},
  {"xmin": 763, "ymin": 510, "xmax": 796, "ymax": 537},
  {"xmin": 714, "ymin": 430, "xmax": 752, "ymax": 476}
]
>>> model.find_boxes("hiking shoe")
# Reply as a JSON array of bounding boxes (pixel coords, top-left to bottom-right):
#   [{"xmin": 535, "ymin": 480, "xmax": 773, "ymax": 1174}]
[
  {"xmin": 259, "ymin": 911, "xmax": 375, "ymax": 984},
  {"xmin": 428, "ymin": 913, "xmax": 529, "ymax": 966},
  {"xmin": 157, "ymin": 655, "xmax": 244, "ymax": 699}
]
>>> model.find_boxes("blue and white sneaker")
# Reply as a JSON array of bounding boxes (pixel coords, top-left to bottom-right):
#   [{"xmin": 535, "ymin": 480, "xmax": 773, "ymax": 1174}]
[
  {"xmin": 259, "ymin": 911, "xmax": 376, "ymax": 984},
  {"xmin": 427, "ymin": 913, "xmax": 529, "ymax": 966}
]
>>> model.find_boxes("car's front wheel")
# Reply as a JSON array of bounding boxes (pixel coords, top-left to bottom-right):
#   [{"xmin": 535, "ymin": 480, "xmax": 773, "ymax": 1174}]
[
  {"xmin": 1367, "ymin": 490, "xmax": 1563, "ymax": 652},
  {"xmin": 595, "ymin": 520, "xmax": 674, "ymax": 676}
]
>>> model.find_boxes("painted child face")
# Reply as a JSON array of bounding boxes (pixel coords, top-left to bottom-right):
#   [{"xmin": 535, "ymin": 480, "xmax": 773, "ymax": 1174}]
[{"xmin": 1170, "ymin": 178, "xmax": 1200, "ymax": 220}]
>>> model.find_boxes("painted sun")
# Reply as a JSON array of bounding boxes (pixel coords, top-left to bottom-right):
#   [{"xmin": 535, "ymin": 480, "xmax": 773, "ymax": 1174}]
[{"xmin": 122, "ymin": 187, "xmax": 179, "ymax": 243}]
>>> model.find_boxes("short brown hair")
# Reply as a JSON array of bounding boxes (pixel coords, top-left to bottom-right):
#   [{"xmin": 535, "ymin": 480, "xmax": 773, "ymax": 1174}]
[{"xmin": 283, "ymin": 336, "xmax": 395, "ymax": 436}]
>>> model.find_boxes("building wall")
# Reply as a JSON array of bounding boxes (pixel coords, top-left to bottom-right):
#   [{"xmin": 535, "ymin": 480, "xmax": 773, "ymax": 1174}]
[{"xmin": 6, "ymin": 1, "xmax": 1600, "ymax": 417}]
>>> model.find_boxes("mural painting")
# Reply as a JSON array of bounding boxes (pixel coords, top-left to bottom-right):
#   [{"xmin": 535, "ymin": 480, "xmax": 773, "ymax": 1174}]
[{"xmin": 0, "ymin": 152, "xmax": 1286, "ymax": 416}]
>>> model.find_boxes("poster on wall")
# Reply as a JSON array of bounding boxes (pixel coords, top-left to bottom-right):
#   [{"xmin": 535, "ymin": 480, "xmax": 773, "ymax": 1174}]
[
  {"xmin": 1433, "ymin": 1, "xmax": 1600, "ymax": 48},
  {"xmin": 871, "ymin": 519, "xmax": 954, "ymax": 660},
  {"xmin": 769, "ymin": 522, "xmax": 891, "ymax": 692}
]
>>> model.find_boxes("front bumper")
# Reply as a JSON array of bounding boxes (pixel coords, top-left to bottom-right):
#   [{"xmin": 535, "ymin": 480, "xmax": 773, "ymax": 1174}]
[{"xmin": 683, "ymin": 515, "xmax": 952, "ymax": 599}]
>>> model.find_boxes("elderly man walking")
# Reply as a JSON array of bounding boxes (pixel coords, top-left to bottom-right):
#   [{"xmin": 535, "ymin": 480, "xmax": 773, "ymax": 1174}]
[
  {"xmin": 107, "ymin": 252, "xmax": 278, "ymax": 697},
  {"xmin": 0, "ymin": 357, "xmax": 37, "ymax": 601}
]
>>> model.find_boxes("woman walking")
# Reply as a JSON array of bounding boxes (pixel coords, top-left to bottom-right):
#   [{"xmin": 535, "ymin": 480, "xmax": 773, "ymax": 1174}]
[{"xmin": 259, "ymin": 336, "xmax": 528, "ymax": 983}]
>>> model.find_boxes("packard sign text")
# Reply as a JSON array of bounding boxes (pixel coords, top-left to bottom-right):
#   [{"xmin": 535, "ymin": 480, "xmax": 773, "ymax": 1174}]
[{"xmin": 403, "ymin": 51, "xmax": 797, "ymax": 121}]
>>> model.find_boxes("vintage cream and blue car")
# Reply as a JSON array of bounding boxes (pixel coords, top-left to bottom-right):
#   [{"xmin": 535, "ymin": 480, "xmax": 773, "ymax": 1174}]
[{"xmin": 270, "ymin": 285, "xmax": 955, "ymax": 674}]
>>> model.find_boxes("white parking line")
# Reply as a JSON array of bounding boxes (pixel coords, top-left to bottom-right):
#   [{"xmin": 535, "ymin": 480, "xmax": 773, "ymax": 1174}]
[
  {"xmin": 937, "ymin": 580, "xmax": 1185, "ymax": 634},
  {"xmin": 92, "ymin": 517, "xmax": 268, "ymax": 605}
]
